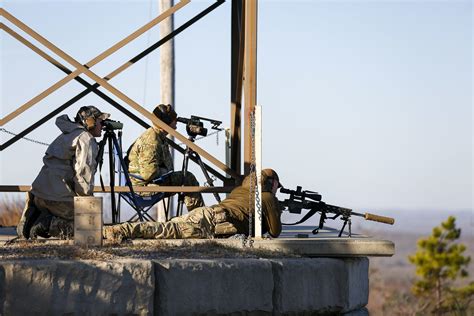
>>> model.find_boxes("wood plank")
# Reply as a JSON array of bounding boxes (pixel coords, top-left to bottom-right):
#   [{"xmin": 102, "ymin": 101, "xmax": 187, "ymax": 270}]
[{"xmin": 0, "ymin": 185, "xmax": 234, "ymax": 193}]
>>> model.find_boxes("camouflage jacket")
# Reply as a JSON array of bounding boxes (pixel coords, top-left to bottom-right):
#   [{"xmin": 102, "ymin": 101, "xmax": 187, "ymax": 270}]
[{"xmin": 127, "ymin": 127, "xmax": 173, "ymax": 185}]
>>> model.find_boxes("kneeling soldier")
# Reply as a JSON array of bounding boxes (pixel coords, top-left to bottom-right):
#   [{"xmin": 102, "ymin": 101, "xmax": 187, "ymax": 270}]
[{"xmin": 17, "ymin": 106, "xmax": 110, "ymax": 239}]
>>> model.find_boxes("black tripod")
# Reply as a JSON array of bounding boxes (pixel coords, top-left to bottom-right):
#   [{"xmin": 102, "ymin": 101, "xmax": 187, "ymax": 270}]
[
  {"xmin": 176, "ymin": 136, "xmax": 221, "ymax": 216},
  {"xmin": 97, "ymin": 128, "xmax": 144, "ymax": 223}
]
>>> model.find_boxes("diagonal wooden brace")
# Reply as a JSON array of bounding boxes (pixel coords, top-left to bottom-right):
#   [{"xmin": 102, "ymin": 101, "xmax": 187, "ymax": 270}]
[{"xmin": 0, "ymin": 0, "xmax": 190, "ymax": 126}]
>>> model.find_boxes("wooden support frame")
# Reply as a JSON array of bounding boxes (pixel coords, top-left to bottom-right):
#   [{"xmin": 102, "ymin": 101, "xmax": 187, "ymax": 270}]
[
  {"xmin": 0, "ymin": 1, "xmax": 227, "ymax": 181},
  {"xmin": 1, "ymin": 3, "xmax": 239, "ymax": 180},
  {"xmin": 0, "ymin": 0, "xmax": 190, "ymax": 126}
]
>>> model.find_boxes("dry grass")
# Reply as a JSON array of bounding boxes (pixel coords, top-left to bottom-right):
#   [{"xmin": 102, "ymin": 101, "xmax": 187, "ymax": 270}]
[{"xmin": 0, "ymin": 195, "xmax": 23, "ymax": 227}]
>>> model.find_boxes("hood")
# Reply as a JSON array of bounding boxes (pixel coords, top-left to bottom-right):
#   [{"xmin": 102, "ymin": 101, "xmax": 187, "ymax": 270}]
[{"xmin": 56, "ymin": 114, "xmax": 86, "ymax": 134}]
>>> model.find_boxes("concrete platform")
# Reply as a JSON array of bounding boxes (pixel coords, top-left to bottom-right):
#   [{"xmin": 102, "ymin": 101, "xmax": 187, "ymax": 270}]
[
  {"xmin": 0, "ymin": 226, "xmax": 390, "ymax": 314},
  {"xmin": 131, "ymin": 238, "xmax": 395, "ymax": 257},
  {"xmin": 0, "ymin": 227, "xmax": 395, "ymax": 257}
]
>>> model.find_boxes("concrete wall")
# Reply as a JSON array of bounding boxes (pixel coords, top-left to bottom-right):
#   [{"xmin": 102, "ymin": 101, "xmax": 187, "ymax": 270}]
[{"xmin": 0, "ymin": 257, "xmax": 368, "ymax": 315}]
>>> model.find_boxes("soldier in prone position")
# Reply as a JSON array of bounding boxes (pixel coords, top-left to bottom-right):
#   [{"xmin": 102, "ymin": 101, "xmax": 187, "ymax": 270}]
[
  {"xmin": 104, "ymin": 169, "xmax": 283, "ymax": 240},
  {"xmin": 17, "ymin": 106, "xmax": 110, "ymax": 239},
  {"xmin": 126, "ymin": 104, "xmax": 204, "ymax": 211}
]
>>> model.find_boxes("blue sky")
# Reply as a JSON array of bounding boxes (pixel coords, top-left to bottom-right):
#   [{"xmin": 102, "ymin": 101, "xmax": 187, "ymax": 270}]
[{"xmin": 1, "ymin": 1, "xmax": 472, "ymax": 223}]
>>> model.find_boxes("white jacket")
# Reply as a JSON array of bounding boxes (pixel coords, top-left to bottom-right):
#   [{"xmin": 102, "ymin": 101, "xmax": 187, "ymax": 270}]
[{"xmin": 31, "ymin": 115, "xmax": 98, "ymax": 202}]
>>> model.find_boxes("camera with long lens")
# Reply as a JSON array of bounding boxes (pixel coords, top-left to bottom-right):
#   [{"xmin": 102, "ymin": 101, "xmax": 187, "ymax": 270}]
[
  {"xmin": 102, "ymin": 119, "xmax": 123, "ymax": 131},
  {"xmin": 177, "ymin": 115, "xmax": 223, "ymax": 138},
  {"xmin": 177, "ymin": 117, "xmax": 207, "ymax": 137}
]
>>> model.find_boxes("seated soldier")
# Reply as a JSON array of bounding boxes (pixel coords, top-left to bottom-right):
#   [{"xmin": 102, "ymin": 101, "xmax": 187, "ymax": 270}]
[
  {"xmin": 17, "ymin": 106, "xmax": 110, "ymax": 239},
  {"xmin": 103, "ymin": 169, "xmax": 283, "ymax": 240},
  {"xmin": 126, "ymin": 103, "xmax": 204, "ymax": 211}
]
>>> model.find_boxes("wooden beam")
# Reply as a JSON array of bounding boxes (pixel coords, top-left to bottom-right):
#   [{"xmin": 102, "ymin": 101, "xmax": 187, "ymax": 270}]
[
  {"xmin": 0, "ymin": 185, "xmax": 234, "ymax": 193},
  {"xmin": 243, "ymin": 0, "xmax": 258, "ymax": 175},
  {"xmin": 230, "ymin": 0, "xmax": 245, "ymax": 176},
  {"xmin": 1, "ymin": 7, "xmax": 239, "ymax": 180},
  {"xmin": 0, "ymin": 1, "xmax": 190, "ymax": 126}
]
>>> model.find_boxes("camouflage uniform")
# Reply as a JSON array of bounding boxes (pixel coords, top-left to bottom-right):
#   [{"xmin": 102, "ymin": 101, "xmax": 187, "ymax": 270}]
[
  {"xmin": 105, "ymin": 206, "xmax": 223, "ymax": 239},
  {"xmin": 104, "ymin": 170, "xmax": 282, "ymax": 240},
  {"xmin": 127, "ymin": 127, "xmax": 204, "ymax": 211},
  {"xmin": 32, "ymin": 196, "xmax": 74, "ymax": 238}
]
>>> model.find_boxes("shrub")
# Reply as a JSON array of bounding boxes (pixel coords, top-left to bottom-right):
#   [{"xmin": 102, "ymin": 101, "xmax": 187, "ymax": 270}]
[{"xmin": 0, "ymin": 195, "xmax": 24, "ymax": 226}]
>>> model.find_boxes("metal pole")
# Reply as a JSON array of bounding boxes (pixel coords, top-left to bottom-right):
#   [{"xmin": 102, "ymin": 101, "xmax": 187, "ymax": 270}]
[{"xmin": 254, "ymin": 105, "xmax": 262, "ymax": 238}]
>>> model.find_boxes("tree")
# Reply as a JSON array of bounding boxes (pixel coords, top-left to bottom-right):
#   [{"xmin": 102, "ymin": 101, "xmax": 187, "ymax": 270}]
[{"xmin": 408, "ymin": 216, "xmax": 472, "ymax": 315}]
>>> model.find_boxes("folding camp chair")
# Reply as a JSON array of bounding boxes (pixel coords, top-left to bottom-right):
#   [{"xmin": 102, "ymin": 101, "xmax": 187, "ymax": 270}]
[
  {"xmin": 98, "ymin": 128, "xmax": 172, "ymax": 223},
  {"xmin": 117, "ymin": 168, "xmax": 173, "ymax": 222}
]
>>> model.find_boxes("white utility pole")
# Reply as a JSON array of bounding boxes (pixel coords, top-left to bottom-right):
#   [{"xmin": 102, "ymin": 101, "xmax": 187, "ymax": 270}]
[
  {"xmin": 254, "ymin": 105, "xmax": 262, "ymax": 238},
  {"xmin": 157, "ymin": 0, "xmax": 175, "ymax": 222},
  {"xmin": 160, "ymin": 0, "xmax": 175, "ymax": 106}
]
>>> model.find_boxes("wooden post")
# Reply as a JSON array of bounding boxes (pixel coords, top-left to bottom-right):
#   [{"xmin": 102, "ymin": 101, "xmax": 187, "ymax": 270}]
[
  {"xmin": 243, "ymin": 0, "xmax": 257, "ymax": 175},
  {"xmin": 230, "ymin": 0, "xmax": 245, "ymax": 177}
]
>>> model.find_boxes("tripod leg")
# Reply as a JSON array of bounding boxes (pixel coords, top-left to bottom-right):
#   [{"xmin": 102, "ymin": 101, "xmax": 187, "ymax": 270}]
[
  {"xmin": 108, "ymin": 135, "xmax": 117, "ymax": 223},
  {"xmin": 177, "ymin": 150, "xmax": 190, "ymax": 216},
  {"xmin": 110, "ymin": 133, "xmax": 144, "ymax": 221},
  {"xmin": 195, "ymin": 152, "xmax": 221, "ymax": 203}
]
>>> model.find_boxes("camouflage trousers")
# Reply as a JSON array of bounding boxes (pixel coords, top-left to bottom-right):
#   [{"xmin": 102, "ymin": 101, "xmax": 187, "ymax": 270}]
[
  {"xmin": 33, "ymin": 196, "xmax": 74, "ymax": 238},
  {"xmin": 107, "ymin": 206, "xmax": 242, "ymax": 240},
  {"xmin": 139, "ymin": 171, "xmax": 204, "ymax": 212},
  {"xmin": 17, "ymin": 193, "xmax": 74, "ymax": 239}
]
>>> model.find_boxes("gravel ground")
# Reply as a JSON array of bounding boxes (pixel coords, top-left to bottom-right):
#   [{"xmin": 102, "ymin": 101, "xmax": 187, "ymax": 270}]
[{"xmin": 0, "ymin": 239, "xmax": 301, "ymax": 261}]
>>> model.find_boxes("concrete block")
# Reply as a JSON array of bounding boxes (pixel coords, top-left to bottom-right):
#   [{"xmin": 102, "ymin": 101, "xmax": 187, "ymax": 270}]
[
  {"xmin": 345, "ymin": 258, "xmax": 369, "ymax": 311},
  {"xmin": 154, "ymin": 259, "xmax": 274, "ymax": 315},
  {"xmin": 74, "ymin": 196, "xmax": 103, "ymax": 246},
  {"xmin": 271, "ymin": 258, "xmax": 368, "ymax": 314},
  {"xmin": 0, "ymin": 265, "xmax": 4, "ymax": 312},
  {"xmin": 0, "ymin": 259, "xmax": 154, "ymax": 315}
]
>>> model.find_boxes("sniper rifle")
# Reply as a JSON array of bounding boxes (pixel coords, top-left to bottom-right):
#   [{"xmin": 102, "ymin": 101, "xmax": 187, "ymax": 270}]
[{"xmin": 279, "ymin": 186, "xmax": 395, "ymax": 237}]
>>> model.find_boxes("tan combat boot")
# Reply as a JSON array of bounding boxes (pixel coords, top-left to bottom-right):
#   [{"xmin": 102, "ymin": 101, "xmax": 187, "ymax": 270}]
[{"xmin": 103, "ymin": 225, "xmax": 126, "ymax": 242}]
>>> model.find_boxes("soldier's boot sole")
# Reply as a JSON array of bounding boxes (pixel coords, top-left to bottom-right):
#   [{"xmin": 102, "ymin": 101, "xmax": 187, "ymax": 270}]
[
  {"xmin": 22, "ymin": 205, "xmax": 41, "ymax": 240},
  {"xmin": 29, "ymin": 210, "xmax": 52, "ymax": 239}
]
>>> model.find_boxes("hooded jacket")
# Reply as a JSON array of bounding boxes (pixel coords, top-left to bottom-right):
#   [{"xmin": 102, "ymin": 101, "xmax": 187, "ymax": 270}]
[
  {"xmin": 219, "ymin": 171, "xmax": 282, "ymax": 237},
  {"xmin": 31, "ymin": 115, "xmax": 98, "ymax": 202}
]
